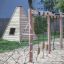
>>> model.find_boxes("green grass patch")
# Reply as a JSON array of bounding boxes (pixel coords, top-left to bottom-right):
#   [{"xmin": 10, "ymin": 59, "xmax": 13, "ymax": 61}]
[
  {"xmin": 0, "ymin": 35, "xmax": 48, "ymax": 53},
  {"xmin": 0, "ymin": 39, "xmax": 22, "ymax": 53},
  {"xmin": 0, "ymin": 33, "xmax": 60, "ymax": 53}
]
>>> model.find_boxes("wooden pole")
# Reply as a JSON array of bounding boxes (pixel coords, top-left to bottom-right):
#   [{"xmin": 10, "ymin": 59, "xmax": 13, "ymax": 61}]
[
  {"xmin": 28, "ymin": 8, "xmax": 33, "ymax": 63},
  {"xmin": 60, "ymin": 12, "xmax": 63, "ymax": 49},
  {"xmin": 47, "ymin": 12, "xmax": 51, "ymax": 54}
]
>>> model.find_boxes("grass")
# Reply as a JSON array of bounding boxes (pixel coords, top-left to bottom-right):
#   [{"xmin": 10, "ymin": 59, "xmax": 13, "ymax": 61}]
[
  {"xmin": 0, "ymin": 39, "xmax": 22, "ymax": 53},
  {"xmin": 0, "ymin": 39, "xmax": 31, "ymax": 53},
  {"xmin": 0, "ymin": 35, "xmax": 48, "ymax": 53},
  {"xmin": 51, "ymin": 32, "xmax": 60, "ymax": 38},
  {"xmin": 0, "ymin": 33, "xmax": 59, "ymax": 53}
]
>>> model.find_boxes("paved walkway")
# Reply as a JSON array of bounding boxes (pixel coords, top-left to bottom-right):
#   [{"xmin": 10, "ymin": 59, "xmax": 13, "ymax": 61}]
[{"xmin": 0, "ymin": 39, "xmax": 64, "ymax": 64}]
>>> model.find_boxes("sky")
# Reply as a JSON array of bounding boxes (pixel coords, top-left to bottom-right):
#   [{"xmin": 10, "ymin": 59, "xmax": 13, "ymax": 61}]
[
  {"xmin": 0, "ymin": 0, "xmax": 29, "ymax": 18},
  {"xmin": 0, "ymin": 0, "xmax": 44, "ymax": 18}
]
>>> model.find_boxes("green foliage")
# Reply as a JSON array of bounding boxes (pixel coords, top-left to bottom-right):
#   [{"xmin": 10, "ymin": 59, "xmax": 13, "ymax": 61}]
[
  {"xmin": 0, "ymin": 39, "xmax": 21, "ymax": 53},
  {"xmin": 34, "ymin": 16, "xmax": 47, "ymax": 36},
  {"xmin": 0, "ymin": 38, "xmax": 48, "ymax": 53},
  {"xmin": 42, "ymin": 0, "xmax": 64, "ymax": 12},
  {"xmin": 43, "ymin": 0, "xmax": 55, "ymax": 11},
  {"xmin": 55, "ymin": 0, "xmax": 64, "ymax": 12}
]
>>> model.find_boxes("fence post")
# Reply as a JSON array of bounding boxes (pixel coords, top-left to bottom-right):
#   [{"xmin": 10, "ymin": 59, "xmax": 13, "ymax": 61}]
[
  {"xmin": 47, "ymin": 12, "xmax": 51, "ymax": 54},
  {"xmin": 60, "ymin": 12, "xmax": 63, "ymax": 49},
  {"xmin": 28, "ymin": 8, "xmax": 33, "ymax": 63}
]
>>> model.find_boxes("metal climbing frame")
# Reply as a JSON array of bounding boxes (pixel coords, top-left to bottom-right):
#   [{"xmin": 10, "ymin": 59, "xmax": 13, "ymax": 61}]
[{"xmin": 28, "ymin": 9, "xmax": 64, "ymax": 63}]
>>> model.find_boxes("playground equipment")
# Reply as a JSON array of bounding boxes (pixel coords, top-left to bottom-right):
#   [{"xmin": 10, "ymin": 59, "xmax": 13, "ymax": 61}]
[{"xmin": 28, "ymin": 9, "xmax": 64, "ymax": 63}]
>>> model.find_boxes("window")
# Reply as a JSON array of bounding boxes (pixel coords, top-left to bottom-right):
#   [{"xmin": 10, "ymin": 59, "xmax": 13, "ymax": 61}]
[{"xmin": 9, "ymin": 28, "xmax": 15, "ymax": 35}]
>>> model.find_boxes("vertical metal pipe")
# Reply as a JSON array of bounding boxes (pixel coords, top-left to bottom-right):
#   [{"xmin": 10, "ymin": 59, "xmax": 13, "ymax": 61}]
[
  {"xmin": 28, "ymin": 8, "xmax": 33, "ymax": 63},
  {"xmin": 47, "ymin": 12, "xmax": 51, "ymax": 54},
  {"xmin": 53, "ymin": 15, "xmax": 56, "ymax": 50},
  {"xmin": 19, "ymin": 6, "xmax": 22, "ymax": 43},
  {"xmin": 60, "ymin": 12, "xmax": 63, "ymax": 49}
]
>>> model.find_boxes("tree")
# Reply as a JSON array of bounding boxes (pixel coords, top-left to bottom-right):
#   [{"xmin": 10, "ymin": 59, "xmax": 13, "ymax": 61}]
[
  {"xmin": 55, "ymin": 0, "xmax": 64, "ymax": 12},
  {"xmin": 34, "ymin": 16, "xmax": 47, "ymax": 35},
  {"xmin": 41, "ymin": 0, "xmax": 55, "ymax": 12}
]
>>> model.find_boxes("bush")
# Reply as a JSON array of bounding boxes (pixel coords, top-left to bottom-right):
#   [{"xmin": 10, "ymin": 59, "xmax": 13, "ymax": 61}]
[{"xmin": 34, "ymin": 16, "xmax": 47, "ymax": 36}]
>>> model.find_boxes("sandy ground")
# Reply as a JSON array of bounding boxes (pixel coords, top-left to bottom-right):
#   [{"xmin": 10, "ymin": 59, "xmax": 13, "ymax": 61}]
[{"xmin": 0, "ymin": 39, "xmax": 64, "ymax": 64}]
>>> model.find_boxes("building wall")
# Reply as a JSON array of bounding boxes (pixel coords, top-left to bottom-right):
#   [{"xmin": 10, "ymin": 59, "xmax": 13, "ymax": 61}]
[
  {"xmin": 1, "ymin": 6, "xmax": 36, "ymax": 41},
  {"xmin": 2, "ymin": 7, "xmax": 20, "ymax": 41}
]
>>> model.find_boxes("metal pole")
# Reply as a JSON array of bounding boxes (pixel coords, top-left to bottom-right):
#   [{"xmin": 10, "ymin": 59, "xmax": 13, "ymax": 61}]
[
  {"xmin": 28, "ymin": 8, "xmax": 33, "ymax": 63},
  {"xmin": 60, "ymin": 12, "xmax": 63, "ymax": 49},
  {"xmin": 47, "ymin": 12, "xmax": 51, "ymax": 54},
  {"xmin": 19, "ymin": 6, "xmax": 22, "ymax": 43},
  {"xmin": 42, "ymin": 18, "xmax": 45, "ymax": 58}
]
